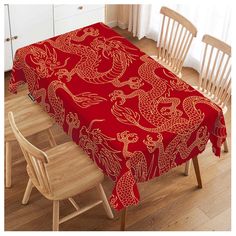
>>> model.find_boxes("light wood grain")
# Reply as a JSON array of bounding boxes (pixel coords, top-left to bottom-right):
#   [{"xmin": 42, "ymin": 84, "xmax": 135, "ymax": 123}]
[
  {"xmin": 192, "ymin": 157, "xmax": 202, "ymax": 188},
  {"xmin": 198, "ymin": 34, "xmax": 231, "ymax": 112},
  {"xmin": 162, "ymin": 207, "xmax": 209, "ymax": 231},
  {"xmin": 5, "ymin": 141, "xmax": 12, "ymax": 187},
  {"xmin": 152, "ymin": 6, "xmax": 197, "ymax": 77},
  {"xmin": 53, "ymin": 200, "xmax": 59, "ymax": 231},
  {"xmin": 5, "ymin": 95, "xmax": 54, "ymax": 142},
  {"xmin": 160, "ymin": 7, "xmax": 197, "ymax": 36},
  {"xmin": 96, "ymin": 184, "xmax": 114, "ymax": 219},
  {"xmin": 5, "ymin": 94, "xmax": 56, "ymax": 187},
  {"xmin": 185, "ymin": 34, "xmax": 231, "ymax": 175},
  {"xmin": 120, "ymin": 208, "xmax": 127, "ymax": 231},
  {"xmin": 22, "ymin": 179, "xmax": 34, "ymax": 205},
  {"xmin": 194, "ymin": 208, "xmax": 230, "ymax": 231},
  {"xmin": 7, "ymin": 112, "xmax": 114, "ymax": 230},
  {"xmin": 184, "ymin": 159, "xmax": 191, "ymax": 176}
]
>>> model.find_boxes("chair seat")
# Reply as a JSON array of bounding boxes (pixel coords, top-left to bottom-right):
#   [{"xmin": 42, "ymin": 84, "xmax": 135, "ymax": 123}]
[
  {"xmin": 5, "ymin": 95, "xmax": 54, "ymax": 141},
  {"xmin": 150, "ymin": 55, "xmax": 182, "ymax": 78},
  {"xmin": 28, "ymin": 142, "xmax": 104, "ymax": 200}
]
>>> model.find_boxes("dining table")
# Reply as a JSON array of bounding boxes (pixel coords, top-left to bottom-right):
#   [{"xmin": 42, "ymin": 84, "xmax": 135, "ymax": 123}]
[{"xmin": 9, "ymin": 22, "xmax": 227, "ymax": 230}]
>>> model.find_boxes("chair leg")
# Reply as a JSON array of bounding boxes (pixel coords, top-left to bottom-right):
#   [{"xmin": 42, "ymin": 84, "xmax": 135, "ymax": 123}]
[
  {"xmin": 47, "ymin": 128, "xmax": 57, "ymax": 147},
  {"xmin": 5, "ymin": 141, "xmax": 12, "ymax": 188},
  {"xmin": 184, "ymin": 160, "xmax": 191, "ymax": 176},
  {"xmin": 120, "ymin": 208, "xmax": 127, "ymax": 231},
  {"xmin": 192, "ymin": 156, "xmax": 202, "ymax": 188},
  {"xmin": 53, "ymin": 200, "xmax": 60, "ymax": 231},
  {"xmin": 22, "ymin": 179, "xmax": 34, "ymax": 204},
  {"xmin": 96, "ymin": 184, "xmax": 114, "ymax": 219},
  {"xmin": 224, "ymin": 139, "xmax": 229, "ymax": 153}
]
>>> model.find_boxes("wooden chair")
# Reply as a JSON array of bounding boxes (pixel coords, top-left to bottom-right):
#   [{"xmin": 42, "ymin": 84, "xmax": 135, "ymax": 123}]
[
  {"xmin": 151, "ymin": 6, "xmax": 197, "ymax": 78},
  {"xmin": 8, "ymin": 111, "xmax": 114, "ymax": 231},
  {"xmin": 5, "ymin": 94, "xmax": 56, "ymax": 188},
  {"xmin": 185, "ymin": 34, "xmax": 231, "ymax": 175}
]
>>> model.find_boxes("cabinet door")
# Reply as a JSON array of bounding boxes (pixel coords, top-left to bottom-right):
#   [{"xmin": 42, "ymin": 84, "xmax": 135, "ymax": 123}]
[
  {"xmin": 4, "ymin": 5, "xmax": 13, "ymax": 71},
  {"xmin": 54, "ymin": 5, "xmax": 105, "ymax": 36},
  {"xmin": 54, "ymin": 4, "xmax": 104, "ymax": 21},
  {"xmin": 9, "ymin": 5, "xmax": 54, "ymax": 56}
]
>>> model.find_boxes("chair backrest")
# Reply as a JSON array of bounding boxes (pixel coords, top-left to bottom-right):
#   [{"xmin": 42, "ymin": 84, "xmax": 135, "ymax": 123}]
[
  {"xmin": 199, "ymin": 34, "xmax": 231, "ymax": 110},
  {"xmin": 8, "ymin": 112, "xmax": 52, "ymax": 195},
  {"xmin": 157, "ymin": 7, "xmax": 197, "ymax": 75}
]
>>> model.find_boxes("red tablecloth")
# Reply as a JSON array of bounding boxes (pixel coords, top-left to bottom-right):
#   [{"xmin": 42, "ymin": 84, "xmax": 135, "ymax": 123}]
[{"xmin": 9, "ymin": 22, "xmax": 227, "ymax": 210}]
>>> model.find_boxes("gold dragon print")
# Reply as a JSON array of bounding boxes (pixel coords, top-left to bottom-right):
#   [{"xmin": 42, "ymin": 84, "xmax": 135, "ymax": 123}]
[
  {"xmin": 66, "ymin": 112, "xmax": 80, "ymax": 138},
  {"xmin": 109, "ymin": 130, "xmax": 149, "ymax": 208},
  {"xmin": 143, "ymin": 126, "xmax": 209, "ymax": 175},
  {"xmin": 115, "ymin": 170, "xmax": 139, "ymax": 208},
  {"xmin": 117, "ymin": 131, "xmax": 148, "ymax": 182},
  {"xmin": 47, "ymin": 80, "xmax": 106, "ymax": 126},
  {"xmin": 54, "ymin": 32, "xmax": 142, "ymax": 89},
  {"xmin": 210, "ymin": 111, "xmax": 227, "ymax": 154},
  {"xmin": 29, "ymin": 45, "xmax": 70, "ymax": 79},
  {"xmin": 10, "ymin": 27, "xmax": 106, "ymax": 122},
  {"xmin": 109, "ymin": 194, "xmax": 119, "ymax": 209},
  {"xmin": 10, "ymin": 46, "xmax": 39, "ymax": 94},
  {"xmin": 163, "ymin": 68, "xmax": 195, "ymax": 92},
  {"xmin": 78, "ymin": 119, "xmax": 122, "ymax": 180},
  {"xmin": 9, "ymin": 46, "xmax": 51, "ymax": 111},
  {"xmin": 110, "ymin": 54, "xmax": 221, "ymax": 135},
  {"xmin": 45, "ymin": 27, "xmax": 100, "ymax": 54}
]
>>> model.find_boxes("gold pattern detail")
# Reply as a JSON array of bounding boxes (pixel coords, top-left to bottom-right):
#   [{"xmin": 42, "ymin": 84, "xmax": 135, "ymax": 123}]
[
  {"xmin": 117, "ymin": 131, "xmax": 147, "ymax": 181},
  {"xmin": 110, "ymin": 55, "xmax": 221, "ymax": 135},
  {"xmin": 47, "ymin": 80, "xmax": 106, "ymax": 126},
  {"xmin": 116, "ymin": 171, "xmax": 139, "ymax": 207},
  {"xmin": 143, "ymin": 126, "xmax": 209, "ymax": 175},
  {"xmin": 66, "ymin": 112, "xmax": 80, "ymax": 137},
  {"xmin": 79, "ymin": 120, "xmax": 122, "ymax": 179},
  {"xmin": 55, "ymin": 35, "xmax": 139, "ymax": 88}
]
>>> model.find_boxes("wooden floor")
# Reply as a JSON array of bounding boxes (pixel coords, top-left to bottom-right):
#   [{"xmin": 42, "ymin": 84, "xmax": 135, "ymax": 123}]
[{"xmin": 4, "ymin": 27, "xmax": 231, "ymax": 231}]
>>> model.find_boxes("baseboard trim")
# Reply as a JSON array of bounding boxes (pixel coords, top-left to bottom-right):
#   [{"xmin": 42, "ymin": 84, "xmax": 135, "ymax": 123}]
[
  {"xmin": 117, "ymin": 21, "xmax": 128, "ymax": 29},
  {"xmin": 106, "ymin": 21, "xmax": 118, "ymax": 28}
]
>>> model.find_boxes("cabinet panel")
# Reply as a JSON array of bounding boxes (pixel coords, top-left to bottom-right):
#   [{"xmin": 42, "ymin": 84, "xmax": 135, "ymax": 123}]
[
  {"xmin": 4, "ymin": 5, "xmax": 13, "ymax": 71},
  {"xmin": 9, "ymin": 5, "xmax": 54, "ymax": 56},
  {"xmin": 4, "ymin": 4, "xmax": 105, "ymax": 72},
  {"xmin": 54, "ymin": 4, "xmax": 104, "ymax": 21},
  {"xmin": 54, "ymin": 7, "xmax": 105, "ymax": 36}
]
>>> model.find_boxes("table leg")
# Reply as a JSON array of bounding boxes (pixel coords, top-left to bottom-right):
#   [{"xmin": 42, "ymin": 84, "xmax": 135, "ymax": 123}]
[
  {"xmin": 224, "ymin": 139, "xmax": 229, "ymax": 153},
  {"xmin": 184, "ymin": 160, "xmax": 191, "ymax": 176},
  {"xmin": 120, "ymin": 207, "xmax": 127, "ymax": 231},
  {"xmin": 192, "ymin": 156, "xmax": 202, "ymax": 188}
]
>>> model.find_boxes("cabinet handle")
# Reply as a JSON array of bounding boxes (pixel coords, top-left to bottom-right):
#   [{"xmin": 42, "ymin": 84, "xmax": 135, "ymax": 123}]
[
  {"xmin": 78, "ymin": 6, "xmax": 83, "ymax": 10},
  {"xmin": 12, "ymin": 36, "xmax": 18, "ymax": 40},
  {"xmin": 5, "ymin": 38, "xmax": 11, "ymax": 42}
]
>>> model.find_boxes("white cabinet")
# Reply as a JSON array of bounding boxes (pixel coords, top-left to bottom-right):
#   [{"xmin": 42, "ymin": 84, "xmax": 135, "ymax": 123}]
[
  {"xmin": 4, "ymin": 5, "xmax": 13, "ymax": 72},
  {"xmin": 4, "ymin": 4, "xmax": 106, "ymax": 71},
  {"xmin": 54, "ymin": 4, "xmax": 105, "ymax": 35},
  {"xmin": 9, "ymin": 5, "xmax": 54, "ymax": 57},
  {"xmin": 4, "ymin": 4, "xmax": 54, "ymax": 71}
]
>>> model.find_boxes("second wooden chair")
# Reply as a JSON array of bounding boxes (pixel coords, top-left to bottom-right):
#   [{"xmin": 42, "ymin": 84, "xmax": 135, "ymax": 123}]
[
  {"xmin": 5, "ymin": 94, "xmax": 56, "ymax": 187},
  {"xmin": 185, "ymin": 34, "xmax": 231, "ymax": 175},
  {"xmin": 151, "ymin": 6, "xmax": 197, "ymax": 78}
]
